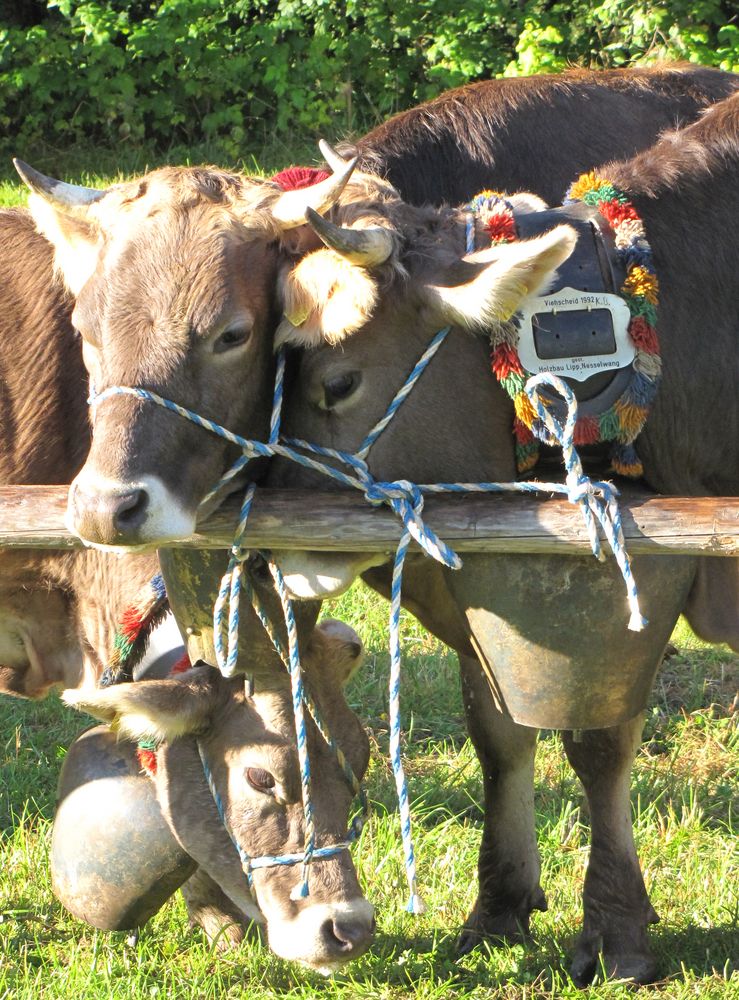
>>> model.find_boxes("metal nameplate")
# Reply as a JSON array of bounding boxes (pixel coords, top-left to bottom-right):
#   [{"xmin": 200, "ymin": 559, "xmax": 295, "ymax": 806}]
[{"xmin": 517, "ymin": 287, "xmax": 634, "ymax": 382}]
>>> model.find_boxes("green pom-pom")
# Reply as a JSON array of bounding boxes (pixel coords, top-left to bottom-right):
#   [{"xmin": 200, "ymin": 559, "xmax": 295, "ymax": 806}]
[{"xmin": 599, "ymin": 407, "xmax": 621, "ymax": 440}]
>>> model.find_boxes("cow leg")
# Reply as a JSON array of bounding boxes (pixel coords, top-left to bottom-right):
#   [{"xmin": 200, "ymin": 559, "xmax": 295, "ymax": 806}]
[
  {"xmin": 562, "ymin": 716, "xmax": 659, "ymax": 986},
  {"xmin": 180, "ymin": 868, "xmax": 258, "ymax": 951},
  {"xmin": 457, "ymin": 653, "xmax": 546, "ymax": 953}
]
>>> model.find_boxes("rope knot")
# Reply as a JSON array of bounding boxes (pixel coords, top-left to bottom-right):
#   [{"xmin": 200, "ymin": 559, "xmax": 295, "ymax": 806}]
[
  {"xmin": 364, "ymin": 480, "xmax": 424, "ymax": 511},
  {"xmin": 565, "ymin": 471, "xmax": 596, "ymax": 505}
]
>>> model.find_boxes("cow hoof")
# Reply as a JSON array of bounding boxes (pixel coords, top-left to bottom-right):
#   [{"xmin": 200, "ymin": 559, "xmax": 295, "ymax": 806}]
[
  {"xmin": 570, "ymin": 934, "xmax": 658, "ymax": 987},
  {"xmin": 456, "ymin": 898, "xmax": 537, "ymax": 955}
]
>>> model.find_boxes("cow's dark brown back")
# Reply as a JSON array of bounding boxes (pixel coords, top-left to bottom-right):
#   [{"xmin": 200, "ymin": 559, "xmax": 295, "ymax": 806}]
[{"xmin": 354, "ymin": 65, "xmax": 739, "ymax": 206}]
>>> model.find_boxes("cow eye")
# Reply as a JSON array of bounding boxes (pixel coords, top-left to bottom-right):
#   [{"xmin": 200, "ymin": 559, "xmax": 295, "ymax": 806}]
[
  {"xmin": 213, "ymin": 327, "xmax": 251, "ymax": 354},
  {"xmin": 245, "ymin": 767, "xmax": 276, "ymax": 793},
  {"xmin": 323, "ymin": 371, "xmax": 359, "ymax": 408}
]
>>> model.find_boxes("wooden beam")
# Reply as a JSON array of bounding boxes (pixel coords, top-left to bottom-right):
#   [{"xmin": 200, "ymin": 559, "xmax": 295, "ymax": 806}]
[{"xmin": 0, "ymin": 486, "xmax": 736, "ymax": 556}]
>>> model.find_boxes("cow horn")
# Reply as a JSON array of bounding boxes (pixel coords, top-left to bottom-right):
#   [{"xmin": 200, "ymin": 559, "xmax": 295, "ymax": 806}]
[
  {"xmin": 271, "ymin": 154, "xmax": 358, "ymax": 229},
  {"xmin": 318, "ymin": 138, "xmax": 351, "ymax": 173},
  {"xmin": 305, "ymin": 207, "xmax": 394, "ymax": 267},
  {"xmin": 13, "ymin": 159, "xmax": 107, "ymax": 212}
]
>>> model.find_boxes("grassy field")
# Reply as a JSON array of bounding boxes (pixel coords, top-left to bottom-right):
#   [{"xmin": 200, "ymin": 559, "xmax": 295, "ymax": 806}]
[
  {"xmin": 1, "ymin": 584, "xmax": 737, "ymax": 1000},
  {"xmin": 1, "ymin": 174, "xmax": 737, "ymax": 997}
]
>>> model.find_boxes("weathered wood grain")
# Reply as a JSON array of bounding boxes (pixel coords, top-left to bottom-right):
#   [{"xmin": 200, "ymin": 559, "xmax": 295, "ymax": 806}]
[{"xmin": 0, "ymin": 486, "xmax": 736, "ymax": 556}]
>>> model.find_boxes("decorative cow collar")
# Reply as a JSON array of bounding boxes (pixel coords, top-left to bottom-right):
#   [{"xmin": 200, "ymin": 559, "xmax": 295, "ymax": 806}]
[{"xmin": 472, "ymin": 174, "xmax": 661, "ymax": 477}]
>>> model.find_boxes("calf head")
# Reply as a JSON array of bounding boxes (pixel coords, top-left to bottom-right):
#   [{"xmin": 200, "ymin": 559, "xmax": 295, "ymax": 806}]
[
  {"xmin": 0, "ymin": 548, "xmax": 156, "ymax": 698},
  {"xmin": 16, "ymin": 157, "xmax": 358, "ymax": 548},
  {"xmin": 64, "ymin": 619, "xmax": 374, "ymax": 971},
  {"xmin": 269, "ymin": 173, "xmax": 576, "ymax": 597},
  {"xmin": 0, "ymin": 555, "xmax": 81, "ymax": 698}
]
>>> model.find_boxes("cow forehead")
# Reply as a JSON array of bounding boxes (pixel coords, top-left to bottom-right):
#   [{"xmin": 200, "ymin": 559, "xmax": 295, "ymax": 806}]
[
  {"xmin": 76, "ymin": 214, "xmax": 277, "ymax": 377},
  {"xmin": 102, "ymin": 214, "xmax": 245, "ymax": 333}
]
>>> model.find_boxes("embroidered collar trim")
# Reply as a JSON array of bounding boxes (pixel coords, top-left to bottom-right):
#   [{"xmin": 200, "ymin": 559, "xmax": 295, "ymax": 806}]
[{"xmin": 472, "ymin": 175, "xmax": 661, "ymax": 477}]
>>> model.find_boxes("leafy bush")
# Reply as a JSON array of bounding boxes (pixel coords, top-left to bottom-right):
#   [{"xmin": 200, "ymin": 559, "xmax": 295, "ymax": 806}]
[{"xmin": 1, "ymin": 0, "xmax": 737, "ymax": 160}]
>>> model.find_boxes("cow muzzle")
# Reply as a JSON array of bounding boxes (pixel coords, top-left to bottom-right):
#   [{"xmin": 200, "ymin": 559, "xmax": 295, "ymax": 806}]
[
  {"xmin": 68, "ymin": 471, "xmax": 196, "ymax": 548},
  {"xmin": 271, "ymin": 551, "xmax": 388, "ymax": 599},
  {"xmin": 266, "ymin": 898, "xmax": 376, "ymax": 972}
]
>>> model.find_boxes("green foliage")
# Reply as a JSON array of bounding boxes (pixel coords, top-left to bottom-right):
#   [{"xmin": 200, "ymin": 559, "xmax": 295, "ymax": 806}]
[{"xmin": 1, "ymin": 0, "xmax": 737, "ymax": 161}]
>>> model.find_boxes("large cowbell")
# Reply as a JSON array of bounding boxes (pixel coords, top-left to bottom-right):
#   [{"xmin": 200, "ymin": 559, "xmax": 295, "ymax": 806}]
[{"xmin": 52, "ymin": 726, "xmax": 196, "ymax": 930}]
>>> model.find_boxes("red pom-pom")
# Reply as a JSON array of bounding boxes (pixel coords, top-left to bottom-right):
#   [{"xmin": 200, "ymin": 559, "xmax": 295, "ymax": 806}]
[
  {"xmin": 170, "ymin": 652, "xmax": 192, "ymax": 675},
  {"xmin": 137, "ymin": 748, "xmax": 157, "ymax": 777},
  {"xmin": 513, "ymin": 417, "xmax": 535, "ymax": 445},
  {"xmin": 271, "ymin": 167, "xmax": 331, "ymax": 191},
  {"xmin": 491, "ymin": 342, "xmax": 524, "ymax": 380},
  {"xmin": 628, "ymin": 317, "xmax": 660, "ymax": 355},
  {"xmin": 573, "ymin": 416, "xmax": 600, "ymax": 445},
  {"xmin": 485, "ymin": 213, "xmax": 516, "ymax": 245},
  {"xmin": 598, "ymin": 199, "xmax": 639, "ymax": 228}
]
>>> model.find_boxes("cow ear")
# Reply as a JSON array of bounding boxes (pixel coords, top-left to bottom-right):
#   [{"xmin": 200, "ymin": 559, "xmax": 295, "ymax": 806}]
[
  {"xmin": 275, "ymin": 249, "xmax": 378, "ymax": 348},
  {"xmin": 305, "ymin": 619, "xmax": 364, "ymax": 687},
  {"xmin": 424, "ymin": 224, "xmax": 577, "ymax": 331},
  {"xmin": 27, "ymin": 194, "xmax": 102, "ymax": 295},
  {"xmin": 63, "ymin": 666, "xmax": 224, "ymax": 743}
]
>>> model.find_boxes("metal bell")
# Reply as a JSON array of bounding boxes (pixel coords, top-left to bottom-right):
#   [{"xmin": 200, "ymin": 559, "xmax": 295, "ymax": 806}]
[{"xmin": 52, "ymin": 725, "xmax": 196, "ymax": 930}]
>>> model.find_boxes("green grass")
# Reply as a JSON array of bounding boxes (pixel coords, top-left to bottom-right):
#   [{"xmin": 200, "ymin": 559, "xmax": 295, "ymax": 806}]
[
  {"xmin": 1, "ymin": 170, "xmax": 737, "ymax": 995},
  {"xmin": 2, "ymin": 583, "xmax": 737, "ymax": 999}
]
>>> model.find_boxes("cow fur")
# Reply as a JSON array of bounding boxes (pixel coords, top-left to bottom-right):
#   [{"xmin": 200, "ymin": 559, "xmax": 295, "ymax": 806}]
[
  {"xmin": 352, "ymin": 64, "xmax": 739, "ymax": 205},
  {"xmin": 0, "ymin": 209, "xmax": 158, "ymax": 698}
]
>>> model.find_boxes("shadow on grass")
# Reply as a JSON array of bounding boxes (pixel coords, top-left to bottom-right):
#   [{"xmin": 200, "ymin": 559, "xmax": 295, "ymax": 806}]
[{"xmin": 650, "ymin": 922, "xmax": 739, "ymax": 979}]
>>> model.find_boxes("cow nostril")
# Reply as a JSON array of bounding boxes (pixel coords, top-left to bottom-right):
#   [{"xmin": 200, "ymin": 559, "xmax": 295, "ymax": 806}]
[
  {"xmin": 112, "ymin": 489, "xmax": 149, "ymax": 531},
  {"xmin": 322, "ymin": 916, "xmax": 373, "ymax": 954}
]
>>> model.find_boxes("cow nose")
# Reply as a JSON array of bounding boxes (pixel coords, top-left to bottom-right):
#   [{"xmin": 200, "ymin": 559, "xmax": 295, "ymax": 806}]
[
  {"xmin": 70, "ymin": 482, "xmax": 150, "ymax": 545},
  {"xmin": 321, "ymin": 914, "xmax": 376, "ymax": 957},
  {"xmin": 111, "ymin": 489, "xmax": 149, "ymax": 529}
]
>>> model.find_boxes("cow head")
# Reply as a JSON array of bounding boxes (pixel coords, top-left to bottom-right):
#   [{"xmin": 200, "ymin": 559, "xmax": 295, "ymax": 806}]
[
  {"xmin": 0, "ymin": 548, "xmax": 157, "ymax": 699},
  {"xmin": 64, "ymin": 618, "xmax": 374, "ymax": 971},
  {"xmin": 268, "ymin": 178, "xmax": 576, "ymax": 598},
  {"xmin": 15, "ymin": 156, "xmax": 357, "ymax": 548},
  {"xmin": 0, "ymin": 565, "xmax": 81, "ymax": 699}
]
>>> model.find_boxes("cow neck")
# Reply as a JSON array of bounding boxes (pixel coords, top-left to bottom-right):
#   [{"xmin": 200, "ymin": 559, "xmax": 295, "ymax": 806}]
[{"xmin": 467, "ymin": 179, "xmax": 661, "ymax": 478}]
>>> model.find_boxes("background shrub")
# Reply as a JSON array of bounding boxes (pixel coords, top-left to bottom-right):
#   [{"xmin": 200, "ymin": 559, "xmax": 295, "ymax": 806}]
[{"xmin": 1, "ymin": 0, "xmax": 738, "ymax": 163}]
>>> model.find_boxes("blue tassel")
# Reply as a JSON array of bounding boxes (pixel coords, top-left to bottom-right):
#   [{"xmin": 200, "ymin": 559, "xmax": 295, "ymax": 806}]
[{"xmin": 407, "ymin": 894, "xmax": 426, "ymax": 915}]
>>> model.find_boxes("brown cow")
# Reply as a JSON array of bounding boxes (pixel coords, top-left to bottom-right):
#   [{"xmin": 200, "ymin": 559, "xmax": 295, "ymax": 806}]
[
  {"xmin": 63, "ymin": 616, "xmax": 375, "ymax": 971},
  {"xmin": 0, "ymin": 209, "xmax": 373, "ymax": 963},
  {"xmin": 261, "ymin": 97, "xmax": 738, "ymax": 982},
  {"xmin": 353, "ymin": 64, "xmax": 739, "ymax": 206},
  {"xmin": 0, "ymin": 208, "xmax": 158, "ymax": 698},
  {"xmin": 15, "ymin": 67, "xmax": 739, "ymax": 984}
]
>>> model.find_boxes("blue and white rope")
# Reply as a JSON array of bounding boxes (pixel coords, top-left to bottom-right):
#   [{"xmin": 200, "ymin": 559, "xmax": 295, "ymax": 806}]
[
  {"xmin": 247, "ymin": 580, "xmax": 368, "ymax": 831},
  {"xmin": 269, "ymin": 560, "xmax": 316, "ymax": 898},
  {"xmin": 212, "ymin": 352, "xmax": 286, "ymax": 679},
  {"xmin": 389, "ymin": 528, "xmax": 425, "ymax": 913},
  {"xmin": 197, "ymin": 742, "xmax": 351, "ymax": 903},
  {"xmin": 525, "ymin": 373, "xmax": 646, "ymax": 631},
  {"xmin": 91, "ymin": 325, "xmax": 647, "ymax": 913},
  {"xmin": 355, "ymin": 326, "xmax": 450, "ymax": 459}
]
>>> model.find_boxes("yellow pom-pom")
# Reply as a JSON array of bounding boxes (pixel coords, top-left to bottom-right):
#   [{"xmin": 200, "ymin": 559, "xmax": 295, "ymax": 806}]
[
  {"xmin": 622, "ymin": 265, "xmax": 659, "ymax": 305},
  {"xmin": 568, "ymin": 171, "xmax": 609, "ymax": 202},
  {"xmin": 514, "ymin": 392, "xmax": 537, "ymax": 429}
]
